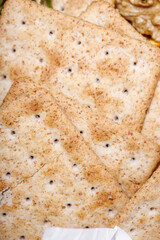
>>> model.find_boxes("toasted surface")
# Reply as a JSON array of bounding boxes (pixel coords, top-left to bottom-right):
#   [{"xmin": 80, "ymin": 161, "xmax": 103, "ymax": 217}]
[
  {"xmin": 0, "ymin": 0, "xmax": 160, "ymax": 196},
  {"xmin": 80, "ymin": 0, "xmax": 143, "ymax": 40},
  {"xmin": 110, "ymin": 166, "xmax": 160, "ymax": 240},
  {"xmin": 0, "ymin": 79, "xmax": 123, "ymax": 192},
  {"xmin": 0, "ymin": 80, "xmax": 128, "ymax": 239},
  {"xmin": 1, "ymin": 77, "xmax": 160, "ymax": 198},
  {"xmin": 1, "ymin": 0, "xmax": 160, "ymax": 130},
  {"xmin": 81, "ymin": 0, "xmax": 160, "ymax": 153},
  {"xmin": 36, "ymin": 0, "xmax": 115, "ymax": 17},
  {"xmin": 0, "ymin": 156, "xmax": 125, "ymax": 239},
  {"xmin": 142, "ymin": 81, "xmax": 160, "ymax": 145}
]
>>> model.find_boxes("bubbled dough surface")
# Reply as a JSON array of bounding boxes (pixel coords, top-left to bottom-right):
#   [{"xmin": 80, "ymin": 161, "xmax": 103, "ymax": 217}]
[
  {"xmin": 80, "ymin": 0, "xmax": 160, "ymax": 146},
  {"xmin": 0, "ymin": 0, "xmax": 160, "ymax": 196},
  {"xmin": 0, "ymin": 0, "xmax": 160, "ymax": 130},
  {"xmin": 0, "ymin": 80, "xmax": 128, "ymax": 239},
  {"xmin": 1, "ymin": 76, "xmax": 160, "ymax": 199}
]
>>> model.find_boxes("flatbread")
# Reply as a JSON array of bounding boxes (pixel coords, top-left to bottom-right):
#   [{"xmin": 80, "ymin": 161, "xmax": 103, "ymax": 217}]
[
  {"xmin": 80, "ymin": 1, "xmax": 160, "ymax": 147},
  {"xmin": 0, "ymin": 78, "xmax": 121, "ymax": 192},
  {"xmin": 80, "ymin": 1, "xmax": 160, "ymax": 146},
  {"xmin": 0, "ymin": 79, "xmax": 128, "ymax": 239},
  {"xmin": 1, "ymin": 79, "xmax": 160, "ymax": 198},
  {"xmin": 0, "ymin": 0, "xmax": 160, "ymax": 196},
  {"xmin": 80, "ymin": 0, "xmax": 144, "ymax": 40},
  {"xmin": 142, "ymin": 81, "xmax": 160, "ymax": 145},
  {"xmin": 0, "ymin": 158, "xmax": 126, "ymax": 239},
  {"xmin": 110, "ymin": 165, "xmax": 160, "ymax": 240},
  {"xmin": 3, "ymin": 80, "xmax": 160, "ymax": 200},
  {"xmin": 36, "ymin": 0, "xmax": 115, "ymax": 17},
  {"xmin": 30, "ymin": 1, "xmax": 160, "ymax": 149},
  {"xmin": 1, "ymin": 0, "xmax": 160, "ymax": 129}
]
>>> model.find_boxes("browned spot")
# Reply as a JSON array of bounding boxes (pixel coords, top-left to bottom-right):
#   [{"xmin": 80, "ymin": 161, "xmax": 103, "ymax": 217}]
[
  {"xmin": 83, "ymin": 84, "xmax": 124, "ymax": 114},
  {"xmin": 89, "ymin": 191, "xmax": 114, "ymax": 212},
  {"xmin": 77, "ymin": 209, "xmax": 87, "ymax": 220},
  {"xmin": 97, "ymin": 56, "xmax": 128, "ymax": 80},
  {"xmin": 45, "ymin": 49, "xmax": 61, "ymax": 68},
  {"xmin": 125, "ymin": 135, "xmax": 141, "ymax": 151}
]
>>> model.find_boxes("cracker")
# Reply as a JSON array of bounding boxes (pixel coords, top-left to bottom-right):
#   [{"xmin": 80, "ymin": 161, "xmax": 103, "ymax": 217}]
[
  {"xmin": 142, "ymin": 81, "xmax": 160, "ymax": 145},
  {"xmin": 36, "ymin": 0, "xmax": 115, "ymax": 17},
  {"xmin": 2, "ymin": 77, "xmax": 160, "ymax": 198},
  {"xmin": 1, "ymin": 0, "xmax": 160, "ymax": 130},
  {"xmin": 0, "ymin": 78, "xmax": 121, "ymax": 192},
  {"xmin": 110, "ymin": 165, "xmax": 160, "ymax": 240},
  {"xmin": 0, "ymin": 0, "xmax": 160, "ymax": 196},
  {"xmin": 80, "ymin": 0, "xmax": 144, "ymax": 40},
  {"xmin": 0, "ymin": 78, "xmax": 12, "ymax": 107},
  {"xmin": 80, "ymin": 0, "xmax": 160, "ymax": 146},
  {"xmin": 0, "ymin": 79, "xmax": 128, "ymax": 239}
]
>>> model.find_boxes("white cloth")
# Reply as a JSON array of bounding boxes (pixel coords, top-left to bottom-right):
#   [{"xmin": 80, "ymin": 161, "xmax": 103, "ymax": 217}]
[{"xmin": 42, "ymin": 226, "xmax": 132, "ymax": 240}]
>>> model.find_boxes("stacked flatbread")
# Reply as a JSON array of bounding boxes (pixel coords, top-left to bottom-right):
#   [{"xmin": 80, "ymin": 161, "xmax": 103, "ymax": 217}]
[
  {"xmin": 0, "ymin": 0, "xmax": 160, "ymax": 239},
  {"xmin": 0, "ymin": 79, "xmax": 129, "ymax": 238}
]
